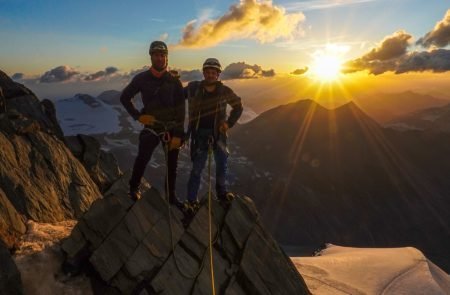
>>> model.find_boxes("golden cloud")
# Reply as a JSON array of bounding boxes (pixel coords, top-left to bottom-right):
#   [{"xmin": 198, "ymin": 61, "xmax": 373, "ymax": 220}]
[{"xmin": 177, "ymin": 0, "xmax": 305, "ymax": 48}]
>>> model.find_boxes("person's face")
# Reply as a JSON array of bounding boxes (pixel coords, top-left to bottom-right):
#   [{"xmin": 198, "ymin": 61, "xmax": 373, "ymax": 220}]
[
  {"xmin": 203, "ymin": 68, "xmax": 220, "ymax": 84},
  {"xmin": 151, "ymin": 51, "xmax": 168, "ymax": 70}
]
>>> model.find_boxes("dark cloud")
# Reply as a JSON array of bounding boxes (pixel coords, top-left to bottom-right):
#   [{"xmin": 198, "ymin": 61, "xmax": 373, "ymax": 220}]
[
  {"xmin": 417, "ymin": 9, "xmax": 450, "ymax": 48},
  {"xmin": 344, "ymin": 49, "xmax": 450, "ymax": 75},
  {"xmin": 105, "ymin": 66, "xmax": 118, "ymax": 75},
  {"xmin": 363, "ymin": 30, "xmax": 412, "ymax": 61},
  {"xmin": 221, "ymin": 62, "xmax": 276, "ymax": 79},
  {"xmin": 291, "ymin": 67, "xmax": 308, "ymax": 75},
  {"xmin": 84, "ymin": 66, "xmax": 119, "ymax": 81},
  {"xmin": 177, "ymin": 0, "xmax": 305, "ymax": 48},
  {"xmin": 12, "ymin": 73, "xmax": 24, "ymax": 80},
  {"xmin": 178, "ymin": 69, "xmax": 203, "ymax": 82},
  {"xmin": 127, "ymin": 66, "xmax": 150, "ymax": 79},
  {"xmin": 39, "ymin": 65, "xmax": 79, "ymax": 83},
  {"xmin": 342, "ymin": 30, "xmax": 417, "ymax": 75},
  {"xmin": 395, "ymin": 49, "xmax": 450, "ymax": 74}
]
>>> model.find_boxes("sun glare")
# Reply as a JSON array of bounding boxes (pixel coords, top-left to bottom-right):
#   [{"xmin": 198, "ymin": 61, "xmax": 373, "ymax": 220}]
[{"xmin": 309, "ymin": 44, "xmax": 349, "ymax": 82}]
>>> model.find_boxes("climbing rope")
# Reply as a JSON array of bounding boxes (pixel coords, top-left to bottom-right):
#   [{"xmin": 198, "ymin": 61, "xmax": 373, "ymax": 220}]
[
  {"xmin": 159, "ymin": 127, "xmax": 218, "ymax": 295},
  {"xmin": 207, "ymin": 136, "xmax": 216, "ymax": 295}
]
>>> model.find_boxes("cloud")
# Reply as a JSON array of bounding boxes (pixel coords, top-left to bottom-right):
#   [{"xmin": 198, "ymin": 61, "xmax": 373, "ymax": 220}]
[
  {"xmin": 159, "ymin": 33, "xmax": 169, "ymax": 41},
  {"xmin": 291, "ymin": 67, "xmax": 309, "ymax": 75},
  {"xmin": 177, "ymin": 69, "xmax": 203, "ymax": 82},
  {"xmin": 221, "ymin": 62, "xmax": 276, "ymax": 79},
  {"xmin": 344, "ymin": 48, "xmax": 450, "ymax": 75},
  {"xmin": 177, "ymin": 0, "xmax": 305, "ymax": 48},
  {"xmin": 395, "ymin": 49, "xmax": 450, "ymax": 74},
  {"xmin": 285, "ymin": 0, "xmax": 376, "ymax": 12},
  {"xmin": 362, "ymin": 30, "xmax": 412, "ymax": 61},
  {"xmin": 84, "ymin": 66, "xmax": 119, "ymax": 81},
  {"xmin": 12, "ymin": 73, "xmax": 24, "ymax": 80},
  {"xmin": 417, "ymin": 9, "xmax": 450, "ymax": 48},
  {"xmin": 39, "ymin": 65, "xmax": 80, "ymax": 83},
  {"xmin": 342, "ymin": 31, "xmax": 415, "ymax": 75}
]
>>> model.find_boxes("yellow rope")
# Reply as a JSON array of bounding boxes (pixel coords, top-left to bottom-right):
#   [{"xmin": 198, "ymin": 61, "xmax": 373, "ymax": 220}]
[{"xmin": 207, "ymin": 142, "xmax": 216, "ymax": 295}]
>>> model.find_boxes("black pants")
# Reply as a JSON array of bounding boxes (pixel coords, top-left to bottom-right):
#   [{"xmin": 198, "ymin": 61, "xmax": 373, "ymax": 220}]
[{"xmin": 129, "ymin": 129, "xmax": 179, "ymax": 198}]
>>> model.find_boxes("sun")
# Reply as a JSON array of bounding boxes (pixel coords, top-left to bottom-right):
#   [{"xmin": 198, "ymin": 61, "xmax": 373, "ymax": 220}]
[
  {"xmin": 310, "ymin": 55, "xmax": 342, "ymax": 81},
  {"xmin": 309, "ymin": 44, "xmax": 348, "ymax": 82}
]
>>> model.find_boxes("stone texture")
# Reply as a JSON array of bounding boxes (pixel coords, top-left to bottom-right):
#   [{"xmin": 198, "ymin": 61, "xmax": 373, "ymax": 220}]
[
  {"xmin": 0, "ymin": 188, "xmax": 26, "ymax": 249},
  {"xmin": 0, "ymin": 240, "xmax": 23, "ymax": 295},
  {"xmin": 62, "ymin": 189, "xmax": 310, "ymax": 294},
  {"xmin": 0, "ymin": 69, "xmax": 102, "ymax": 250},
  {"xmin": 65, "ymin": 134, "xmax": 123, "ymax": 193}
]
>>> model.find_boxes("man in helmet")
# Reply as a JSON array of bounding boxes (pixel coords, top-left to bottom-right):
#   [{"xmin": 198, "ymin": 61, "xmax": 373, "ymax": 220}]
[
  {"xmin": 184, "ymin": 58, "xmax": 243, "ymax": 211},
  {"xmin": 120, "ymin": 41, "xmax": 184, "ymax": 207}
]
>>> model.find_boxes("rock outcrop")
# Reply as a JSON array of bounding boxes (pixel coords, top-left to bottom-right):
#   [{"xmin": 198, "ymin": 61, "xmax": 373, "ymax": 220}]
[
  {"xmin": 0, "ymin": 70, "xmax": 101, "ymax": 248},
  {"xmin": 62, "ymin": 189, "xmax": 310, "ymax": 294},
  {"xmin": 65, "ymin": 134, "xmax": 123, "ymax": 194}
]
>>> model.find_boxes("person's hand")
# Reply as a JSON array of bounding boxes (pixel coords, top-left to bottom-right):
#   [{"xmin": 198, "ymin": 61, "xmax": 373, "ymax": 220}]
[
  {"xmin": 138, "ymin": 114, "xmax": 156, "ymax": 125},
  {"xmin": 169, "ymin": 136, "xmax": 182, "ymax": 150},
  {"xmin": 219, "ymin": 122, "xmax": 229, "ymax": 133}
]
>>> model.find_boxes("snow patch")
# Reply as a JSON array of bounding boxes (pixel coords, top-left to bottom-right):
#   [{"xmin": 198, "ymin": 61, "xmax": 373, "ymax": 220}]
[{"xmin": 292, "ymin": 244, "xmax": 450, "ymax": 295}]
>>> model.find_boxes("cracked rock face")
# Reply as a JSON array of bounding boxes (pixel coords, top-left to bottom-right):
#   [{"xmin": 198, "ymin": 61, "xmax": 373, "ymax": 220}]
[
  {"xmin": 65, "ymin": 134, "xmax": 123, "ymax": 194},
  {"xmin": 0, "ymin": 70, "xmax": 101, "ymax": 249},
  {"xmin": 62, "ymin": 189, "xmax": 310, "ymax": 294}
]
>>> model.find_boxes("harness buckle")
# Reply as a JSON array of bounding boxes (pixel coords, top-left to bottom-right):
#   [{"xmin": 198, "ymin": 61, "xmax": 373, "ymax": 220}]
[{"xmin": 161, "ymin": 131, "xmax": 171, "ymax": 143}]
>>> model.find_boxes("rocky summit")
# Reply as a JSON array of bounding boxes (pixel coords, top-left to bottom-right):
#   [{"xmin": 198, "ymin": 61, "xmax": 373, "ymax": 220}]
[{"xmin": 62, "ymin": 188, "xmax": 310, "ymax": 294}]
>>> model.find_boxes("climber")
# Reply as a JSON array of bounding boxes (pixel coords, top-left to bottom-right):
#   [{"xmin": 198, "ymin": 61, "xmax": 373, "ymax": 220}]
[
  {"xmin": 120, "ymin": 41, "xmax": 184, "ymax": 208},
  {"xmin": 184, "ymin": 58, "xmax": 243, "ymax": 214}
]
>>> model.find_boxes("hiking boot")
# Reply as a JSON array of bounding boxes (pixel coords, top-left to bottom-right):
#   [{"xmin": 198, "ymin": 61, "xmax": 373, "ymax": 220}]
[
  {"xmin": 128, "ymin": 188, "xmax": 141, "ymax": 202},
  {"xmin": 185, "ymin": 200, "xmax": 200, "ymax": 216},
  {"xmin": 181, "ymin": 200, "xmax": 201, "ymax": 228},
  {"xmin": 218, "ymin": 192, "xmax": 235, "ymax": 203}
]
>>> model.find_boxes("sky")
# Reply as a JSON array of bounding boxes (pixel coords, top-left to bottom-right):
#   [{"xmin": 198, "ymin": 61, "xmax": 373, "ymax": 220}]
[{"xmin": 1, "ymin": 0, "xmax": 450, "ymax": 104}]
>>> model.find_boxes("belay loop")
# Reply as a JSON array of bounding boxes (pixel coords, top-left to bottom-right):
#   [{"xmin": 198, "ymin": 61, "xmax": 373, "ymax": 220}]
[
  {"xmin": 207, "ymin": 135, "xmax": 214, "ymax": 147},
  {"xmin": 161, "ymin": 131, "xmax": 171, "ymax": 143}
]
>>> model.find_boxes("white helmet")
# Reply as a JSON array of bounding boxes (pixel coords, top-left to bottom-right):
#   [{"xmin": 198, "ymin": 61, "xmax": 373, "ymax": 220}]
[{"xmin": 202, "ymin": 58, "xmax": 222, "ymax": 72}]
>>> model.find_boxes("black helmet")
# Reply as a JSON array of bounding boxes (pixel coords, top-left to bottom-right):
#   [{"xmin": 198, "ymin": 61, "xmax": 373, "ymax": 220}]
[
  {"xmin": 202, "ymin": 58, "xmax": 222, "ymax": 72},
  {"xmin": 149, "ymin": 41, "xmax": 168, "ymax": 55}
]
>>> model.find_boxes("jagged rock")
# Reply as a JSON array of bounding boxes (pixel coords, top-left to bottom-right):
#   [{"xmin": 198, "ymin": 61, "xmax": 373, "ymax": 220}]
[
  {"xmin": 0, "ymin": 87, "xmax": 6, "ymax": 114},
  {"xmin": 62, "ymin": 190, "xmax": 310, "ymax": 294},
  {"xmin": 65, "ymin": 134, "xmax": 123, "ymax": 193},
  {"xmin": 0, "ymin": 72, "xmax": 62, "ymax": 138},
  {"xmin": 0, "ymin": 188, "xmax": 26, "ymax": 249},
  {"xmin": 0, "ymin": 240, "xmax": 23, "ymax": 295},
  {"xmin": 0, "ymin": 70, "xmax": 102, "ymax": 245}
]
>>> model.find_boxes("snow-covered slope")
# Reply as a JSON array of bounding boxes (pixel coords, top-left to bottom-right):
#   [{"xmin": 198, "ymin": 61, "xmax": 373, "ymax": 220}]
[
  {"xmin": 56, "ymin": 94, "xmax": 122, "ymax": 135},
  {"xmin": 292, "ymin": 244, "xmax": 450, "ymax": 295}
]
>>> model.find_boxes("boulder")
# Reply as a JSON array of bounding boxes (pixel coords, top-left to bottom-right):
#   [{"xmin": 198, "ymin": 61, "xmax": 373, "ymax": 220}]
[{"xmin": 62, "ymin": 190, "xmax": 310, "ymax": 294}]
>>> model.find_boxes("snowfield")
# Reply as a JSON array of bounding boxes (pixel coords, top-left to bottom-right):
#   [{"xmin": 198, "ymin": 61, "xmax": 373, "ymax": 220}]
[{"xmin": 292, "ymin": 244, "xmax": 450, "ymax": 295}]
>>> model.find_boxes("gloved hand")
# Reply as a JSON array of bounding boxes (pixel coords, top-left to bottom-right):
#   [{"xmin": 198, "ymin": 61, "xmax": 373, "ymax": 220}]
[
  {"xmin": 219, "ymin": 122, "xmax": 229, "ymax": 133},
  {"xmin": 138, "ymin": 114, "xmax": 156, "ymax": 126},
  {"xmin": 169, "ymin": 136, "xmax": 182, "ymax": 150}
]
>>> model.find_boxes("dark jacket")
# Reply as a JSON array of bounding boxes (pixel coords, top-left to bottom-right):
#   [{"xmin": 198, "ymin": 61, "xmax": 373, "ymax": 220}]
[
  {"xmin": 120, "ymin": 70, "xmax": 185, "ymax": 137},
  {"xmin": 184, "ymin": 80, "xmax": 243, "ymax": 140}
]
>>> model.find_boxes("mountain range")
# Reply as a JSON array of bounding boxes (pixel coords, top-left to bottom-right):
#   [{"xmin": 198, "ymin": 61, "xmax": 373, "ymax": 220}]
[{"xmin": 231, "ymin": 99, "xmax": 450, "ymax": 272}]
